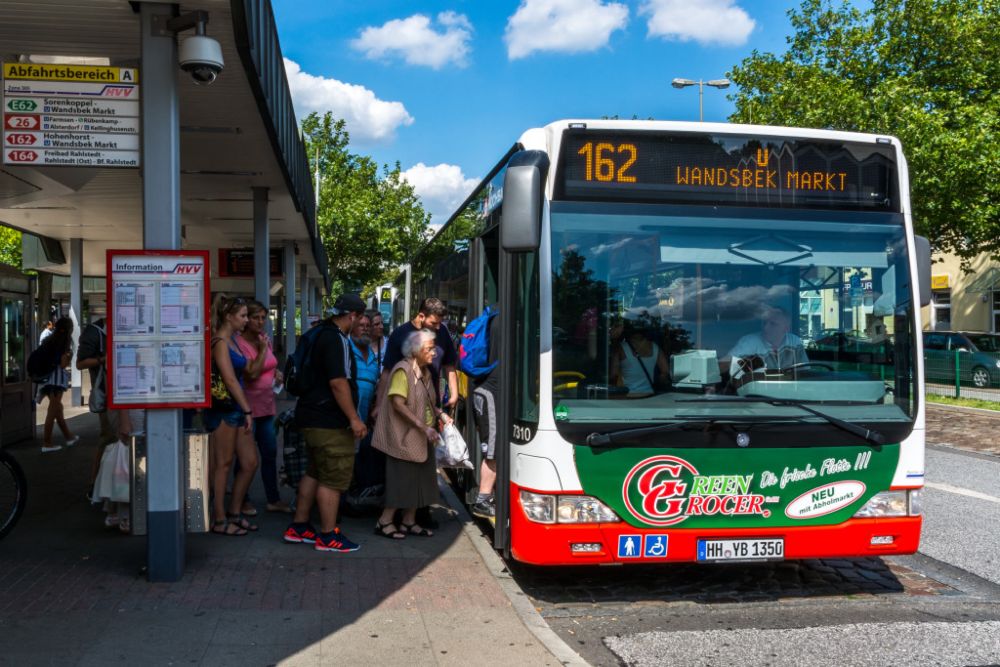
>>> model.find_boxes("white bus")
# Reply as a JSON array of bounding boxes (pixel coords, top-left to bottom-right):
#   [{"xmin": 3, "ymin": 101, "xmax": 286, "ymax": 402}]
[{"xmin": 412, "ymin": 120, "xmax": 931, "ymax": 565}]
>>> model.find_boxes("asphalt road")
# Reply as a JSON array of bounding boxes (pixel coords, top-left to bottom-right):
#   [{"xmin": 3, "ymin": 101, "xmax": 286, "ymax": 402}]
[{"xmin": 511, "ymin": 412, "xmax": 1000, "ymax": 667}]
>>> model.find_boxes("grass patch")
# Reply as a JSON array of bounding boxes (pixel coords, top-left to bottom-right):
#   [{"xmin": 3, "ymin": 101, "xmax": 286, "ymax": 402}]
[{"xmin": 926, "ymin": 394, "xmax": 1000, "ymax": 412}]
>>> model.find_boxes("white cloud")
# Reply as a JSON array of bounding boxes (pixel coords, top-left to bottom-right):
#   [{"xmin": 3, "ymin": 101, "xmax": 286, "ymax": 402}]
[
  {"xmin": 641, "ymin": 0, "xmax": 755, "ymax": 46},
  {"xmin": 283, "ymin": 58, "xmax": 414, "ymax": 143},
  {"xmin": 504, "ymin": 0, "xmax": 629, "ymax": 60},
  {"xmin": 351, "ymin": 12, "xmax": 473, "ymax": 69},
  {"xmin": 401, "ymin": 163, "xmax": 478, "ymax": 225}
]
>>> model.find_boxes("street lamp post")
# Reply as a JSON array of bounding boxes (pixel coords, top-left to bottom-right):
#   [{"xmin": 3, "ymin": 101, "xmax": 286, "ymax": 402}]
[{"xmin": 671, "ymin": 77, "xmax": 730, "ymax": 122}]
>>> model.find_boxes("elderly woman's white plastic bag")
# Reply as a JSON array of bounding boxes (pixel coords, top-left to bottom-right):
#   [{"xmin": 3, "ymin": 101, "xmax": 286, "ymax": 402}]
[{"xmin": 435, "ymin": 423, "xmax": 473, "ymax": 469}]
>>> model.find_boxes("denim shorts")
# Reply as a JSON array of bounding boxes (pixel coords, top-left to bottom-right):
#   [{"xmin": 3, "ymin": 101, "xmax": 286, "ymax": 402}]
[{"xmin": 203, "ymin": 408, "xmax": 245, "ymax": 432}]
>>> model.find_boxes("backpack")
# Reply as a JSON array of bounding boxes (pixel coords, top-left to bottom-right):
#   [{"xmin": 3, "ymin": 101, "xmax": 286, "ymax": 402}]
[
  {"xmin": 283, "ymin": 324, "xmax": 332, "ymax": 397},
  {"xmin": 459, "ymin": 306, "xmax": 498, "ymax": 378},
  {"xmin": 27, "ymin": 343, "xmax": 61, "ymax": 383},
  {"xmin": 87, "ymin": 323, "xmax": 107, "ymax": 413}
]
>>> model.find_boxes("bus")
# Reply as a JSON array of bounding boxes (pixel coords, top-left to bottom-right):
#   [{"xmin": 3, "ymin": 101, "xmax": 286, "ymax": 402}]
[
  {"xmin": 366, "ymin": 284, "xmax": 401, "ymax": 332},
  {"xmin": 408, "ymin": 120, "xmax": 931, "ymax": 565}
]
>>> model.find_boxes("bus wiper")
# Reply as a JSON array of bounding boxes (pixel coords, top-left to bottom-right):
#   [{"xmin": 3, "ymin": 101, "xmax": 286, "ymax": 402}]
[
  {"xmin": 678, "ymin": 395, "xmax": 885, "ymax": 447},
  {"xmin": 586, "ymin": 416, "xmax": 784, "ymax": 447}
]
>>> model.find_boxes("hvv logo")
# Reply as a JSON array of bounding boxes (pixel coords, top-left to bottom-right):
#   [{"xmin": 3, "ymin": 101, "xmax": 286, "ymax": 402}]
[{"xmin": 173, "ymin": 264, "xmax": 202, "ymax": 274}]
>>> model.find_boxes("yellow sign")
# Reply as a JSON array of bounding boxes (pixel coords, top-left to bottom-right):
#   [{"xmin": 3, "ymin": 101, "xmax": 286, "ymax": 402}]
[
  {"xmin": 3, "ymin": 63, "xmax": 138, "ymax": 84},
  {"xmin": 931, "ymin": 274, "xmax": 950, "ymax": 290}
]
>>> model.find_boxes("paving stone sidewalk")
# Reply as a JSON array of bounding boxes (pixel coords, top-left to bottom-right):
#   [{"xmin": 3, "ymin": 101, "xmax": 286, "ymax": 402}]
[
  {"xmin": 925, "ymin": 403, "xmax": 1000, "ymax": 456},
  {"xmin": 0, "ymin": 405, "xmax": 561, "ymax": 666}
]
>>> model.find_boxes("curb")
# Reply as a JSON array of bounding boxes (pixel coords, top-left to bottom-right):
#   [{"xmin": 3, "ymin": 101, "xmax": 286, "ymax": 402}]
[{"xmin": 438, "ymin": 475, "xmax": 591, "ymax": 667}]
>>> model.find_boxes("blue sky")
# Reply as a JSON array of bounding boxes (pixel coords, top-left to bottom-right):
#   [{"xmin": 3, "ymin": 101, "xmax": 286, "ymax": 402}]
[{"xmin": 273, "ymin": 1, "xmax": 801, "ymax": 224}]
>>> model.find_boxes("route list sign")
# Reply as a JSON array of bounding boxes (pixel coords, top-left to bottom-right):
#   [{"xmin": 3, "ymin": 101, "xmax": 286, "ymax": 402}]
[
  {"xmin": 107, "ymin": 251, "xmax": 210, "ymax": 409},
  {"xmin": 2, "ymin": 62, "xmax": 140, "ymax": 168}
]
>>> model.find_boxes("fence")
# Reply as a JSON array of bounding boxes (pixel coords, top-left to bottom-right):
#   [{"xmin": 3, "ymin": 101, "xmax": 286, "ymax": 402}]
[{"xmin": 924, "ymin": 349, "xmax": 1000, "ymax": 402}]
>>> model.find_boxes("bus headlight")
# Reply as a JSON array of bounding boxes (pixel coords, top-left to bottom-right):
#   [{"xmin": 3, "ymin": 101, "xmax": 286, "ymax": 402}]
[
  {"xmin": 557, "ymin": 496, "xmax": 620, "ymax": 523},
  {"xmin": 520, "ymin": 491, "xmax": 555, "ymax": 524},
  {"xmin": 853, "ymin": 491, "xmax": 908, "ymax": 517}
]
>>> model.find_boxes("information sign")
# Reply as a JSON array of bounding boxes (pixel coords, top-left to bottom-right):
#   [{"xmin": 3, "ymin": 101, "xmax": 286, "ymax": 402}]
[
  {"xmin": 2, "ymin": 63, "xmax": 140, "ymax": 168},
  {"xmin": 106, "ymin": 250, "xmax": 210, "ymax": 409}
]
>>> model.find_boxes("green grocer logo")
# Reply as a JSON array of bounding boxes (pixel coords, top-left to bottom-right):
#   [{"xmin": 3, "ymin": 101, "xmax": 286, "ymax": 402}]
[{"xmin": 621, "ymin": 455, "xmax": 773, "ymax": 527}]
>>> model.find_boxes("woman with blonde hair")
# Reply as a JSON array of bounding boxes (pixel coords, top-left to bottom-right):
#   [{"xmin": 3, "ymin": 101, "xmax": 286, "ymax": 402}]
[
  {"xmin": 206, "ymin": 294, "xmax": 259, "ymax": 536},
  {"xmin": 371, "ymin": 329, "xmax": 450, "ymax": 539}
]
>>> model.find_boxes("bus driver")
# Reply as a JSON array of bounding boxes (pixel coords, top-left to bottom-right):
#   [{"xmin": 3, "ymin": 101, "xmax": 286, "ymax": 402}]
[{"xmin": 725, "ymin": 305, "xmax": 808, "ymax": 378}]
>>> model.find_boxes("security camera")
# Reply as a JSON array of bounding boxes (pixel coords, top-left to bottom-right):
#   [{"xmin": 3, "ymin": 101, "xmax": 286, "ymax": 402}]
[{"xmin": 179, "ymin": 35, "xmax": 224, "ymax": 85}]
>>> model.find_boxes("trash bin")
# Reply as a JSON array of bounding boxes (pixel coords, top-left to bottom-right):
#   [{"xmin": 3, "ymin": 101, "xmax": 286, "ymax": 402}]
[{"xmin": 129, "ymin": 431, "xmax": 211, "ymax": 536}]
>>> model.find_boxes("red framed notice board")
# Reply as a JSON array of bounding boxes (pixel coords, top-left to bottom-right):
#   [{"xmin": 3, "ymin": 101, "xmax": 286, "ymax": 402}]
[{"xmin": 106, "ymin": 250, "xmax": 211, "ymax": 409}]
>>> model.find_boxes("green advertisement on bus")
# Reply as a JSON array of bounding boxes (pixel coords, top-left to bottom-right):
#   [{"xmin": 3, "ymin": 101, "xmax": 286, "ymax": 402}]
[{"xmin": 574, "ymin": 444, "xmax": 898, "ymax": 529}]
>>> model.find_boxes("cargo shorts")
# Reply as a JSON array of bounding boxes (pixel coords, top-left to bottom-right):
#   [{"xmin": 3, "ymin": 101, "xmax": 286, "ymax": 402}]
[{"xmin": 301, "ymin": 427, "xmax": 355, "ymax": 491}]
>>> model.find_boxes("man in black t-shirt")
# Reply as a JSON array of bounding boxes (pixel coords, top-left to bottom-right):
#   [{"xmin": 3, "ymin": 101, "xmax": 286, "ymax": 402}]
[
  {"xmin": 378, "ymin": 297, "xmax": 458, "ymax": 411},
  {"xmin": 471, "ymin": 309, "xmax": 501, "ymax": 519},
  {"xmin": 284, "ymin": 294, "xmax": 367, "ymax": 553},
  {"xmin": 76, "ymin": 319, "xmax": 114, "ymax": 484}
]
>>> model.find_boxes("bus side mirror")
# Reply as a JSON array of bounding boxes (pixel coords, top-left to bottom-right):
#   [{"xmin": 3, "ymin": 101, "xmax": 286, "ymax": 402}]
[
  {"xmin": 914, "ymin": 235, "xmax": 931, "ymax": 307},
  {"xmin": 501, "ymin": 150, "xmax": 549, "ymax": 252}
]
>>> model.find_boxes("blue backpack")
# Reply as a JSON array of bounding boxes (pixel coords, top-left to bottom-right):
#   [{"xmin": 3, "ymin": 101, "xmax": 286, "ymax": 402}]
[
  {"xmin": 283, "ymin": 324, "xmax": 332, "ymax": 397},
  {"xmin": 459, "ymin": 306, "xmax": 498, "ymax": 378}
]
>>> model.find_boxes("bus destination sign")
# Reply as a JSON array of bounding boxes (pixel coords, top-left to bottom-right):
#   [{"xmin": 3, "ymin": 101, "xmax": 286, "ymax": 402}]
[{"xmin": 557, "ymin": 131, "xmax": 898, "ymax": 211}]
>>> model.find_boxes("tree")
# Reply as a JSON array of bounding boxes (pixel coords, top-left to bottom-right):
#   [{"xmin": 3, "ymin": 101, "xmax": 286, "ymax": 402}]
[
  {"xmin": 728, "ymin": 0, "xmax": 999, "ymax": 263},
  {"xmin": 301, "ymin": 112, "xmax": 429, "ymax": 295},
  {"xmin": 0, "ymin": 225, "xmax": 21, "ymax": 269}
]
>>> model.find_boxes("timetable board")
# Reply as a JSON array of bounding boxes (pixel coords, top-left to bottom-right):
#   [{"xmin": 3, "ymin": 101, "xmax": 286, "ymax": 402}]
[{"xmin": 106, "ymin": 250, "xmax": 210, "ymax": 409}]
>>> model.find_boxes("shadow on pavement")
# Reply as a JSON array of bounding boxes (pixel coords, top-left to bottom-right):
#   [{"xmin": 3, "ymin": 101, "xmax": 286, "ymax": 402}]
[{"xmin": 0, "ymin": 409, "xmax": 557, "ymax": 666}]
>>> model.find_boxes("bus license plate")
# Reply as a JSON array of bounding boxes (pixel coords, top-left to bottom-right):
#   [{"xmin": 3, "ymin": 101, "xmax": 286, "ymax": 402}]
[{"xmin": 697, "ymin": 538, "xmax": 784, "ymax": 562}]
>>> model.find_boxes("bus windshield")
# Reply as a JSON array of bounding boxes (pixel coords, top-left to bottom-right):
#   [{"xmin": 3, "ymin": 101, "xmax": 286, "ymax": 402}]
[{"xmin": 550, "ymin": 201, "xmax": 917, "ymax": 446}]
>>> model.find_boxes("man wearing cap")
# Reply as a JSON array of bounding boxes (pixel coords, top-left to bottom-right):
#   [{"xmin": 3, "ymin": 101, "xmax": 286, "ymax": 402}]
[{"xmin": 283, "ymin": 294, "xmax": 368, "ymax": 553}]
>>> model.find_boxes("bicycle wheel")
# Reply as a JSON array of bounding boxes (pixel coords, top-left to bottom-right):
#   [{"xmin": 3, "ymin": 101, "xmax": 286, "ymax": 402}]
[{"xmin": 0, "ymin": 450, "xmax": 27, "ymax": 539}]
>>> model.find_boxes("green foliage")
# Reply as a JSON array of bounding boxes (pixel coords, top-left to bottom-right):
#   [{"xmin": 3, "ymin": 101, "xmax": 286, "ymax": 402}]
[
  {"xmin": 0, "ymin": 225, "xmax": 22, "ymax": 269},
  {"xmin": 301, "ymin": 112, "xmax": 430, "ymax": 296},
  {"xmin": 926, "ymin": 393, "xmax": 1000, "ymax": 412},
  {"xmin": 728, "ymin": 0, "xmax": 1000, "ymax": 263}
]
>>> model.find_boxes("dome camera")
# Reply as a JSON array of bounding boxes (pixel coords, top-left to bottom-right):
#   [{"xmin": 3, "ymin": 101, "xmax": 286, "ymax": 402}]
[{"xmin": 179, "ymin": 35, "xmax": 224, "ymax": 85}]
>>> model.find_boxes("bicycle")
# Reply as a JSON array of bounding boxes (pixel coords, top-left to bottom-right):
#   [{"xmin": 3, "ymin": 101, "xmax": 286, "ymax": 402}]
[{"xmin": 0, "ymin": 448, "xmax": 27, "ymax": 539}]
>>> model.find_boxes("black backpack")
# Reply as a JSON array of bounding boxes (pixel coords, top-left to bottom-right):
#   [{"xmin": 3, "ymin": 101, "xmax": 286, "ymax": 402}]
[
  {"xmin": 27, "ymin": 344, "xmax": 61, "ymax": 383},
  {"xmin": 284, "ymin": 324, "xmax": 331, "ymax": 397}
]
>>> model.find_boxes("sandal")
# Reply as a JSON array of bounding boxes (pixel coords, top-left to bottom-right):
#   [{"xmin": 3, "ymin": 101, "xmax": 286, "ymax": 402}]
[
  {"xmin": 212, "ymin": 518, "xmax": 247, "ymax": 536},
  {"xmin": 266, "ymin": 501, "xmax": 293, "ymax": 514},
  {"xmin": 374, "ymin": 519, "xmax": 405, "ymax": 539},
  {"xmin": 241, "ymin": 503, "xmax": 258, "ymax": 517},
  {"xmin": 400, "ymin": 522, "xmax": 433, "ymax": 537},
  {"xmin": 227, "ymin": 512, "xmax": 259, "ymax": 532}
]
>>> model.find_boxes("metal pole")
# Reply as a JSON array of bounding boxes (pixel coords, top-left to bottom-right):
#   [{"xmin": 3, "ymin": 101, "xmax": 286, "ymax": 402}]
[
  {"xmin": 252, "ymin": 187, "xmax": 272, "ymax": 338},
  {"xmin": 698, "ymin": 80, "xmax": 704, "ymax": 122},
  {"xmin": 299, "ymin": 264, "xmax": 308, "ymax": 336},
  {"xmin": 140, "ymin": 2, "xmax": 185, "ymax": 582},
  {"xmin": 69, "ymin": 238, "xmax": 83, "ymax": 406},
  {"xmin": 284, "ymin": 243, "xmax": 296, "ymax": 356}
]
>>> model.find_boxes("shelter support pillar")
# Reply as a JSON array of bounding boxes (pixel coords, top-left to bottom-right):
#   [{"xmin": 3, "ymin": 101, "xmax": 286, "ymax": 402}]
[
  {"xmin": 69, "ymin": 238, "xmax": 83, "ymax": 406},
  {"xmin": 284, "ymin": 243, "xmax": 296, "ymax": 355},
  {"xmin": 140, "ymin": 1, "xmax": 185, "ymax": 582},
  {"xmin": 253, "ymin": 187, "xmax": 271, "ymax": 336},
  {"xmin": 299, "ymin": 265, "xmax": 309, "ymax": 335}
]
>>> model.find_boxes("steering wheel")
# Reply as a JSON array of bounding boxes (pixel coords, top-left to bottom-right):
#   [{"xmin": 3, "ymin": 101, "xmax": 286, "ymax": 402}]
[{"xmin": 782, "ymin": 362, "xmax": 835, "ymax": 373}]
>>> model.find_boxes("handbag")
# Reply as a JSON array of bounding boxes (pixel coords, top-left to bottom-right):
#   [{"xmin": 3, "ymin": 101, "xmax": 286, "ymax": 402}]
[
  {"xmin": 92, "ymin": 440, "xmax": 130, "ymax": 503},
  {"xmin": 209, "ymin": 337, "xmax": 238, "ymax": 412}
]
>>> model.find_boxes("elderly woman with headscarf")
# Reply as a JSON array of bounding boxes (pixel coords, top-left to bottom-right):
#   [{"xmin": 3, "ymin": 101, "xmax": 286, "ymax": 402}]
[{"xmin": 371, "ymin": 328, "xmax": 450, "ymax": 539}]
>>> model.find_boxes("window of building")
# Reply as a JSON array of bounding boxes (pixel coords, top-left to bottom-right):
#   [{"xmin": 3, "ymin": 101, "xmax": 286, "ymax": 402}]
[{"xmin": 993, "ymin": 290, "xmax": 1000, "ymax": 333}]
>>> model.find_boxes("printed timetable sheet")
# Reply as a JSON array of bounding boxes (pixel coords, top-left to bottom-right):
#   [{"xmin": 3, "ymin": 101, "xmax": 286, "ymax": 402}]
[{"xmin": 108, "ymin": 252, "xmax": 209, "ymax": 408}]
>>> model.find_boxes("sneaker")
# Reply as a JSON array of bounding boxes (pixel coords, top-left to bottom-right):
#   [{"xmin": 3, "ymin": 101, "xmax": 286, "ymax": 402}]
[
  {"xmin": 282, "ymin": 523, "xmax": 317, "ymax": 544},
  {"xmin": 65, "ymin": 436, "xmax": 80, "ymax": 447},
  {"xmin": 471, "ymin": 499, "xmax": 495, "ymax": 519},
  {"xmin": 314, "ymin": 527, "xmax": 360, "ymax": 553},
  {"xmin": 41, "ymin": 444, "xmax": 63, "ymax": 453}
]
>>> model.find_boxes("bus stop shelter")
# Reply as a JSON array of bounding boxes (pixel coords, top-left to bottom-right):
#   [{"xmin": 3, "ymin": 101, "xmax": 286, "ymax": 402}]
[{"xmin": 0, "ymin": 0, "xmax": 328, "ymax": 580}]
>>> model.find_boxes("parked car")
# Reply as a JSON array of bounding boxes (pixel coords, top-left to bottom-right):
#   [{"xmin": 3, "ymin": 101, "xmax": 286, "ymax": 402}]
[
  {"xmin": 965, "ymin": 332, "xmax": 1000, "ymax": 354},
  {"xmin": 923, "ymin": 331, "xmax": 1000, "ymax": 389}
]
